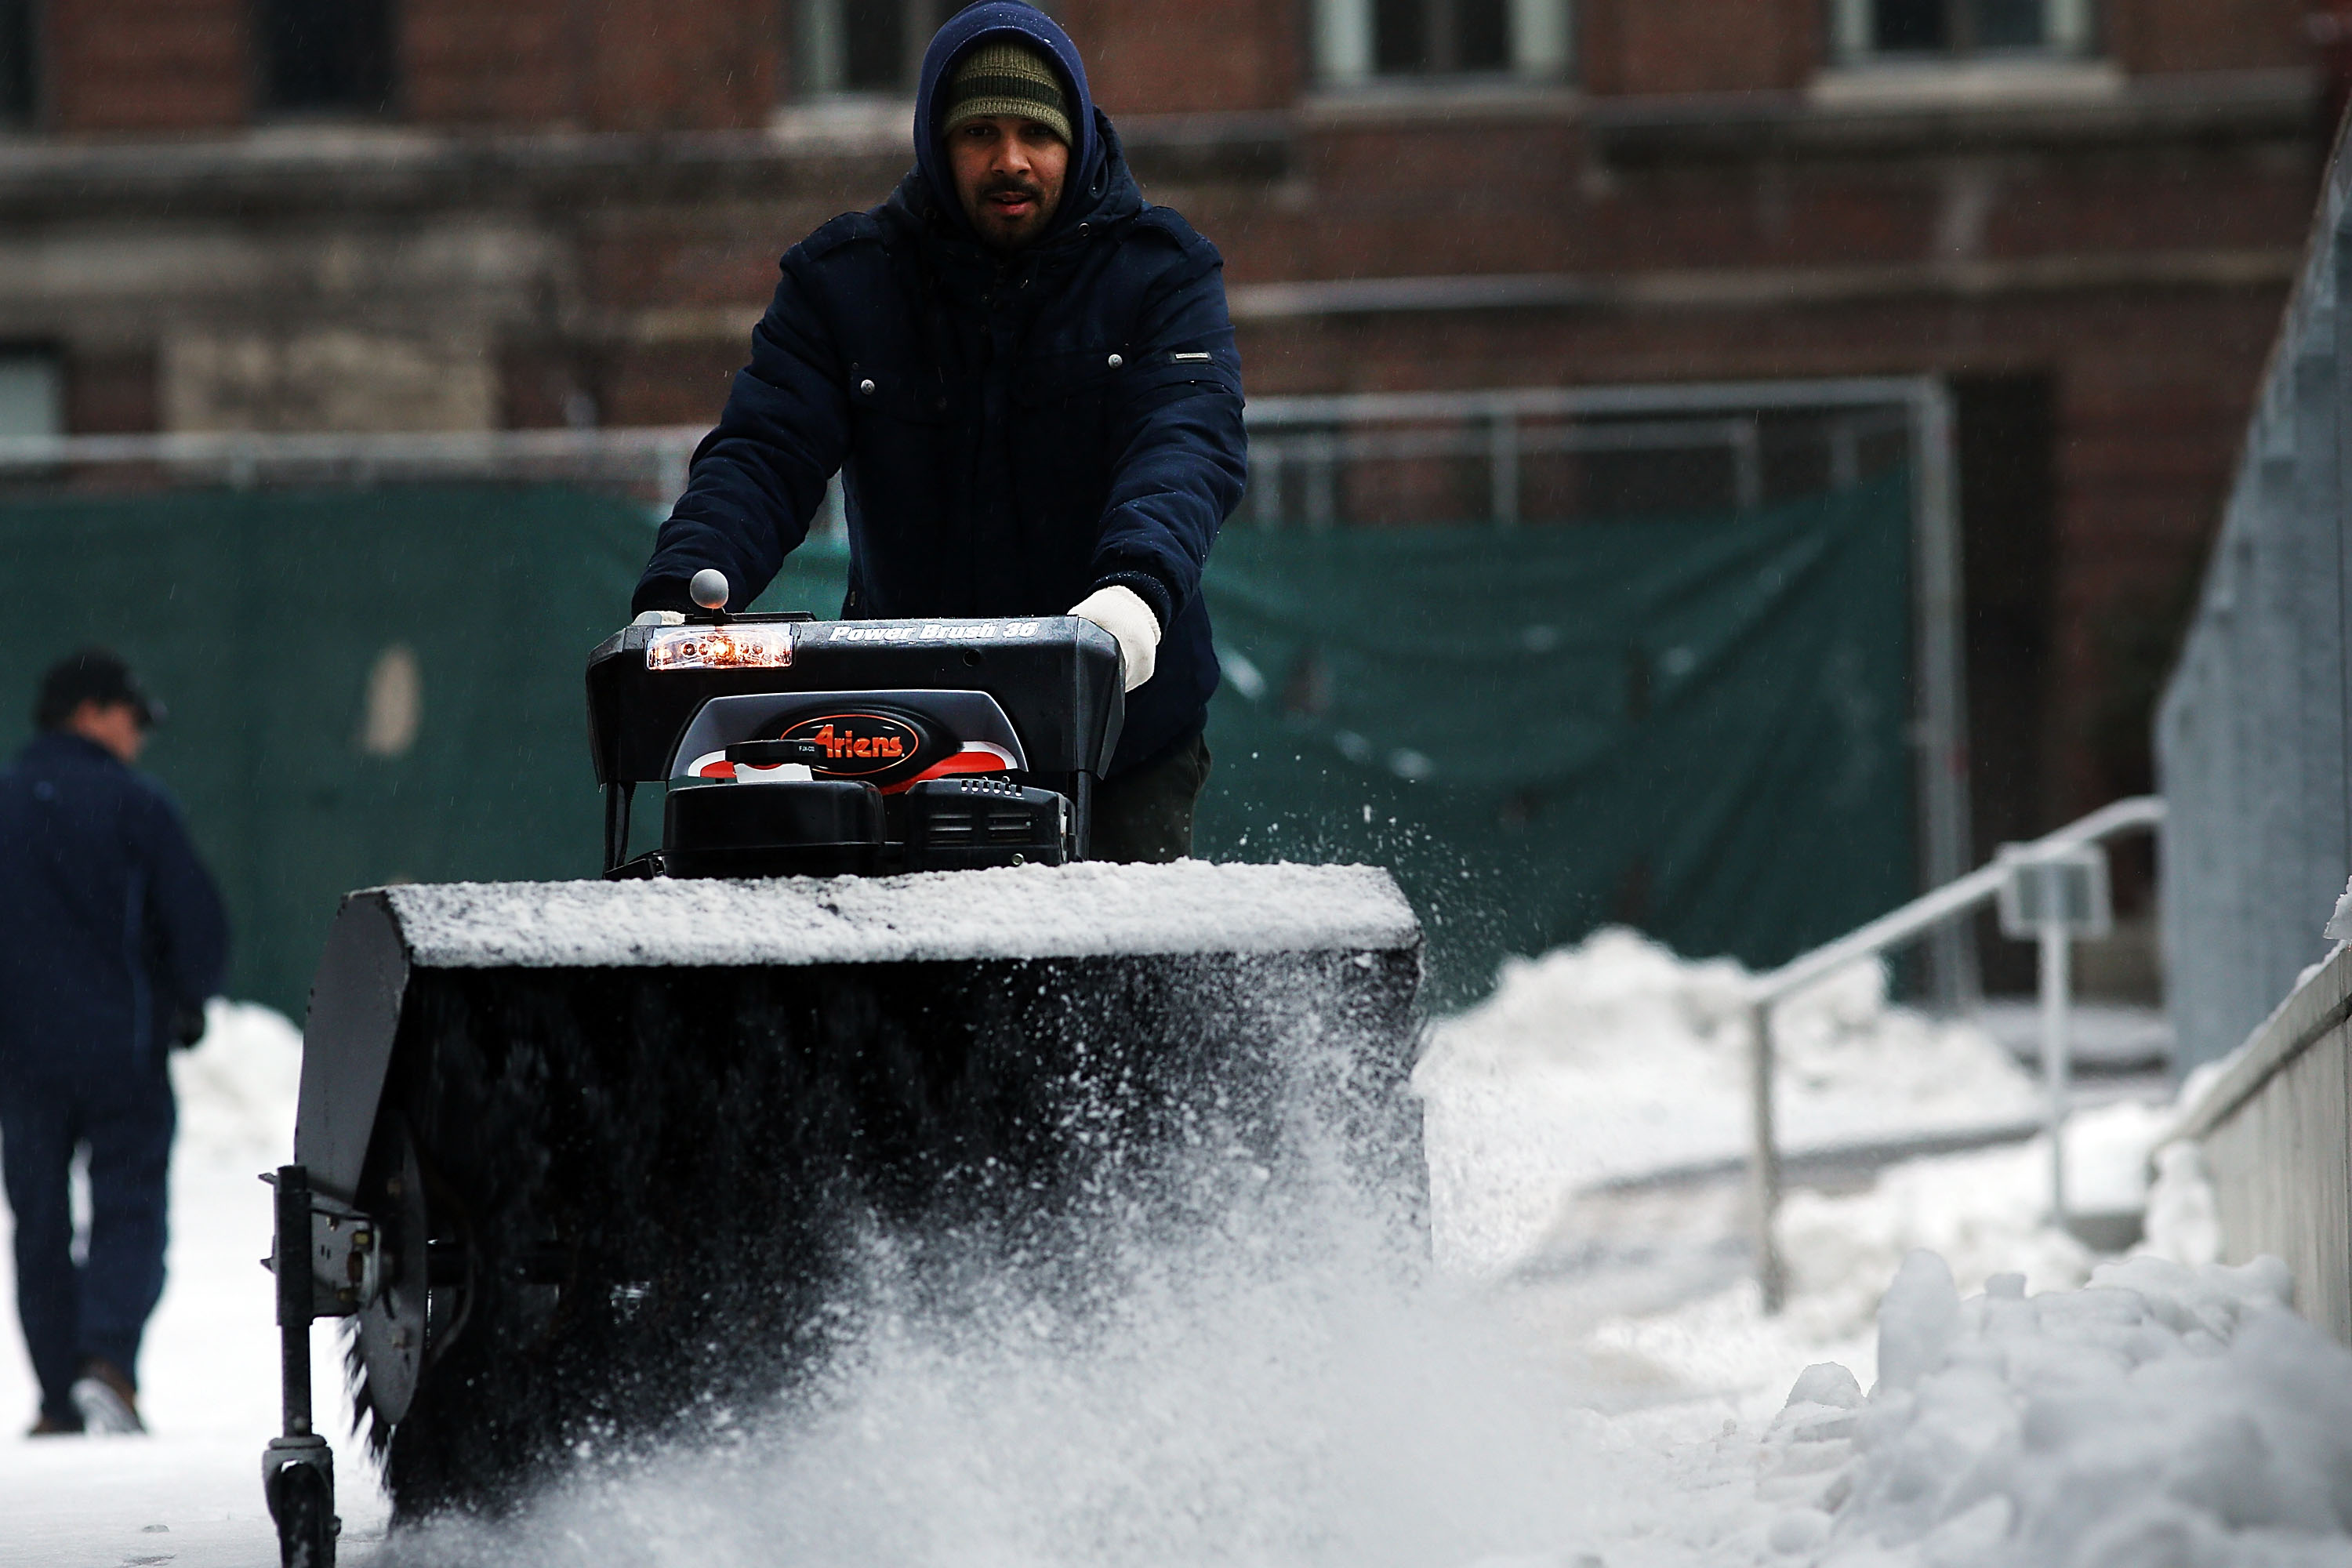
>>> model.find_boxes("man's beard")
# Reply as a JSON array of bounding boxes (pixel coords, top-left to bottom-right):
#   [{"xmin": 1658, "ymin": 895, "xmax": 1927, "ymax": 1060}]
[{"xmin": 972, "ymin": 175, "xmax": 1056, "ymax": 247}]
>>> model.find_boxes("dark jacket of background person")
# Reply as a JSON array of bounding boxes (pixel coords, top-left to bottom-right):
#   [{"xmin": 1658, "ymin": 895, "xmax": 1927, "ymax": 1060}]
[
  {"xmin": 0, "ymin": 731, "xmax": 230, "ymax": 1086},
  {"xmin": 633, "ymin": 2, "xmax": 1247, "ymax": 776}
]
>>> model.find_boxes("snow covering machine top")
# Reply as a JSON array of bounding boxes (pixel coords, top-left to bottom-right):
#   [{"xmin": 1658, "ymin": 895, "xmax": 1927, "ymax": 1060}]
[{"xmin": 262, "ymin": 580, "xmax": 1424, "ymax": 1566}]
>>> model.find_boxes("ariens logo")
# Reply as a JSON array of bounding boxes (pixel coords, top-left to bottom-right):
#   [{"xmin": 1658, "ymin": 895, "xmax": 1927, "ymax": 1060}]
[
  {"xmin": 779, "ymin": 712, "xmax": 922, "ymax": 776},
  {"xmin": 812, "ymin": 724, "xmax": 902, "ymax": 760}
]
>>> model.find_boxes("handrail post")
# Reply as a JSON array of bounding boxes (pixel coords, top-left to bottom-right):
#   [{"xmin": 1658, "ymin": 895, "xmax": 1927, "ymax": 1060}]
[
  {"xmin": 1750, "ymin": 1000, "xmax": 1786, "ymax": 1313},
  {"xmin": 2040, "ymin": 920, "xmax": 2072, "ymax": 1227}
]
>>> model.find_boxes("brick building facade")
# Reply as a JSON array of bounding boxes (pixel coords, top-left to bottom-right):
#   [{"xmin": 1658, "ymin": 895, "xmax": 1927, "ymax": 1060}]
[{"xmin": 0, "ymin": 0, "xmax": 2329, "ymax": 985}]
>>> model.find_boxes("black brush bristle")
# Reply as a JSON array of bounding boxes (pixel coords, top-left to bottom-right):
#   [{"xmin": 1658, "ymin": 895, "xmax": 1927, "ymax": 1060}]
[{"xmin": 353, "ymin": 949, "xmax": 1419, "ymax": 1520}]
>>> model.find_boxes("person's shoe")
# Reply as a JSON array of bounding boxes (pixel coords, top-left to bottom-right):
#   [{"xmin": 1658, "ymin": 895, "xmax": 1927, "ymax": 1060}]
[
  {"xmin": 27, "ymin": 1413, "xmax": 83, "ymax": 1436},
  {"xmin": 68, "ymin": 1361, "xmax": 143, "ymax": 1436}
]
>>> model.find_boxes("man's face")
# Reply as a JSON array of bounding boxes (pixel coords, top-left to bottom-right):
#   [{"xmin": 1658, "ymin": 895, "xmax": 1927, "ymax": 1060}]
[
  {"xmin": 949, "ymin": 114, "xmax": 1069, "ymax": 252},
  {"xmin": 69, "ymin": 699, "xmax": 145, "ymax": 764}
]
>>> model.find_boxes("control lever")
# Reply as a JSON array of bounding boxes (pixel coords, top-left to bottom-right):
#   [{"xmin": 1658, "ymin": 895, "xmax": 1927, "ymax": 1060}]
[{"xmin": 689, "ymin": 569, "xmax": 730, "ymax": 624}]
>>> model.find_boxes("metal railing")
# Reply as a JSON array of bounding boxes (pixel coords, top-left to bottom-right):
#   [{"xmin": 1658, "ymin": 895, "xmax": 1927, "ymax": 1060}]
[
  {"xmin": 2172, "ymin": 940, "xmax": 2352, "ymax": 1345},
  {"xmin": 1741, "ymin": 794, "xmax": 2165, "ymax": 1311},
  {"xmin": 1240, "ymin": 383, "xmax": 1915, "ymax": 532}
]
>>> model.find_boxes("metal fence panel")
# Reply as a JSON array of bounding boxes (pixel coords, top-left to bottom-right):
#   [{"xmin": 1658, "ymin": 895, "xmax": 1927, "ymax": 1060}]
[{"xmin": 2159, "ymin": 127, "xmax": 2352, "ymax": 1073}]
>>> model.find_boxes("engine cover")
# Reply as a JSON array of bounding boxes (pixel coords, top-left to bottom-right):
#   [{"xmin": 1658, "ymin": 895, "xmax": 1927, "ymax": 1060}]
[
  {"xmin": 663, "ymin": 779, "xmax": 886, "ymax": 878},
  {"xmin": 902, "ymin": 776, "xmax": 1071, "ymax": 870}
]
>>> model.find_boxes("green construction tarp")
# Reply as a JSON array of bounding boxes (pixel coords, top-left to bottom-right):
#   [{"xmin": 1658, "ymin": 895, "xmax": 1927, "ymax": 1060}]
[
  {"xmin": 1192, "ymin": 475, "xmax": 1915, "ymax": 1004},
  {"xmin": 0, "ymin": 486, "xmax": 652, "ymax": 1018},
  {"xmin": 0, "ymin": 472, "xmax": 1912, "ymax": 1018}
]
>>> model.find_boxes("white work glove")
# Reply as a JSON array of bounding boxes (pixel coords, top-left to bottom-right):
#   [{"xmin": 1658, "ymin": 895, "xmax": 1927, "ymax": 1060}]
[{"xmin": 1069, "ymin": 585, "xmax": 1161, "ymax": 692}]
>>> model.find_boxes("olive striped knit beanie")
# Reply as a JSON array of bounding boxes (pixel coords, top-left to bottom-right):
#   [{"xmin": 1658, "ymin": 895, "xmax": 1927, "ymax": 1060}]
[{"xmin": 940, "ymin": 39, "xmax": 1073, "ymax": 146}]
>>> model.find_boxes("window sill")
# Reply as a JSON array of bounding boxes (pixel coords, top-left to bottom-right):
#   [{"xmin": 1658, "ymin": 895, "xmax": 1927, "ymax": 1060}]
[
  {"xmin": 238, "ymin": 118, "xmax": 426, "ymax": 144},
  {"xmin": 1809, "ymin": 57, "xmax": 2124, "ymax": 111},
  {"xmin": 1588, "ymin": 67, "xmax": 2310, "ymax": 165},
  {"xmin": 1298, "ymin": 79, "xmax": 1579, "ymax": 126},
  {"xmin": 767, "ymin": 95, "xmax": 914, "ymax": 154}
]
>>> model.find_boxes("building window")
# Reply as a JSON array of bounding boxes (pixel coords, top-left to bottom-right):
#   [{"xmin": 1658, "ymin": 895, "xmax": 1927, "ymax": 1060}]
[
  {"xmin": 258, "ymin": 0, "xmax": 394, "ymax": 114},
  {"xmin": 0, "ymin": 0, "xmax": 34, "ymax": 125},
  {"xmin": 0, "ymin": 353, "xmax": 61, "ymax": 437},
  {"xmin": 1316, "ymin": 0, "xmax": 1571, "ymax": 85},
  {"xmin": 798, "ymin": 0, "xmax": 1000, "ymax": 97},
  {"xmin": 1830, "ymin": 0, "xmax": 2095, "ymax": 60}
]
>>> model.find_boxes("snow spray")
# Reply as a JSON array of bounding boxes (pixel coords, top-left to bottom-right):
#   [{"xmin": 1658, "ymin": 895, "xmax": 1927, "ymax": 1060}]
[{"xmin": 368, "ymin": 960, "xmax": 1657, "ymax": 1568}]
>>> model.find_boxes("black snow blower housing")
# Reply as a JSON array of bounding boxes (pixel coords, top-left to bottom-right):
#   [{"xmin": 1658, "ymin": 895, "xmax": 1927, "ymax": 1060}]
[
  {"xmin": 589, "ymin": 593, "xmax": 1122, "ymax": 877},
  {"xmin": 261, "ymin": 581, "xmax": 1423, "ymax": 1567}
]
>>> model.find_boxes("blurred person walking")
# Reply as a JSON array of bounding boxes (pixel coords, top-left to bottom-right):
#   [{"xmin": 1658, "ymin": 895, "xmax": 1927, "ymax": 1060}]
[{"xmin": 0, "ymin": 650, "xmax": 227, "ymax": 1436}]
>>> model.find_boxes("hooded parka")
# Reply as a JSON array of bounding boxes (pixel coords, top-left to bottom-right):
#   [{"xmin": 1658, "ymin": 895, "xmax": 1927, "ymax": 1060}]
[{"xmin": 635, "ymin": 2, "xmax": 1247, "ymax": 775}]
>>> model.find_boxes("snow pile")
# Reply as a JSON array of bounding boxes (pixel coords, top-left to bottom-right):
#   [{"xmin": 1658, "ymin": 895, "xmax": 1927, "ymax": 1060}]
[
  {"xmin": 1757, "ymin": 1249, "xmax": 2352, "ymax": 1566},
  {"xmin": 1421, "ymin": 927, "xmax": 2034, "ymax": 1119},
  {"xmin": 1772, "ymin": 1098, "xmax": 2176, "ymax": 1342},
  {"xmin": 2143, "ymin": 1141, "xmax": 2224, "ymax": 1269},
  {"xmin": 1570, "ymin": 1104, "xmax": 2205, "ymax": 1410},
  {"xmin": 1572, "ymin": 1135, "xmax": 2092, "ymax": 1413},
  {"xmin": 1788, "ymin": 1142, "xmax": 2089, "ymax": 1343},
  {"xmin": 169, "ymin": 997, "xmax": 303, "ymax": 1164},
  {"xmin": 2064, "ymin": 1097, "xmax": 2180, "ymax": 1215},
  {"xmin": 1417, "ymin": 928, "xmax": 2044, "ymax": 1275}
]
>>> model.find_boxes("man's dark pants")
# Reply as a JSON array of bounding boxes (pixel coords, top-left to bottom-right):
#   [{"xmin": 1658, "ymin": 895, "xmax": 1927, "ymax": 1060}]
[
  {"xmin": 0, "ymin": 1062, "xmax": 174, "ymax": 1427},
  {"xmin": 1091, "ymin": 733, "xmax": 1211, "ymax": 864}
]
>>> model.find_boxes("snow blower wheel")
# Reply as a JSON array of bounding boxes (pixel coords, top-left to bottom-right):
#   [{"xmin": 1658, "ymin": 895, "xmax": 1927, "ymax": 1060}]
[
  {"xmin": 267, "ymin": 1461, "xmax": 336, "ymax": 1568},
  {"xmin": 350, "ymin": 1118, "xmax": 431, "ymax": 1425},
  {"xmin": 262, "ymin": 589, "xmax": 1425, "ymax": 1548}
]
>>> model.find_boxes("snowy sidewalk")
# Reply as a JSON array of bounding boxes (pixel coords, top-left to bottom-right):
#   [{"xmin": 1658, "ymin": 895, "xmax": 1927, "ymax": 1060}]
[{"xmin": 2, "ymin": 957, "xmax": 2347, "ymax": 1568}]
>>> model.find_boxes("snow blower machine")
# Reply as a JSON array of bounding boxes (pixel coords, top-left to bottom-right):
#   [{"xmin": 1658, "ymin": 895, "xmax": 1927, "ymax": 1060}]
[{"xmin": 261, "ymin": 573, "xmax": 1424, "ymax": 1566}]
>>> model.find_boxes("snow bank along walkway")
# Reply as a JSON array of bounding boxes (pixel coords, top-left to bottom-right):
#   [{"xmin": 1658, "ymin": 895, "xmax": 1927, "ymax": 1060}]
[{"xmin": 1759, "ymin": 1250, "xmax": 2352, "ymax": 1566}]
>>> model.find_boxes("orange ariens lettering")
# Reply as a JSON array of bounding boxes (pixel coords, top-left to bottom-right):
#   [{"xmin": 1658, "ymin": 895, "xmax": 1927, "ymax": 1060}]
[{"xmin": 775, "ymin": 711, "xmax": 924, "ymax": 778}]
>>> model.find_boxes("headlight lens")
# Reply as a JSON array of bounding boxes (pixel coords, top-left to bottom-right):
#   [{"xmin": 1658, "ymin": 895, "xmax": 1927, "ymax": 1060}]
[{"xmin": 645, "ymin": 624, "xmax": 794, "ymax": 671}]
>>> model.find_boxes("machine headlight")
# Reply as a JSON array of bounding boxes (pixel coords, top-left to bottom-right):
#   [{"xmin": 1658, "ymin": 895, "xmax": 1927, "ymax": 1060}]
[{"xmin": 645, "ymin": 625, "xmax": 794, "ymax": 671}]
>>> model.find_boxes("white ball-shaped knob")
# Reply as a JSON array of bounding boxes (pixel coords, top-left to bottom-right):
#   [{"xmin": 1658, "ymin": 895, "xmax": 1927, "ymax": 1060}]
[{"xmin": 690, "ymin": 569, "xmax": 729, "ymax": 612}]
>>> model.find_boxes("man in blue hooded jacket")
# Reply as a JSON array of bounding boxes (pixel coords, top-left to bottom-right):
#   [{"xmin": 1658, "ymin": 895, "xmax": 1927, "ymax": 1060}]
[{"xmin": 633, "ymin": 2, "xmax": 1245, "ymax": 861}]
